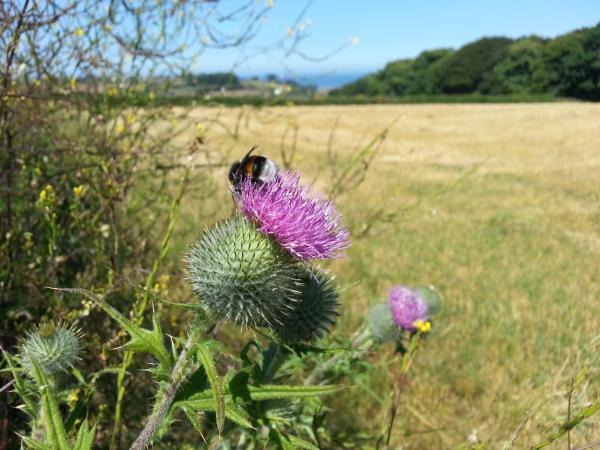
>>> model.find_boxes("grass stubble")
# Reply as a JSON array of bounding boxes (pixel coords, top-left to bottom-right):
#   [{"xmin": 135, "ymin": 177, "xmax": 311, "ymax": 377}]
[{"xmin": 149, "ymin": 102, "xmax": 600, "ymax": 448}]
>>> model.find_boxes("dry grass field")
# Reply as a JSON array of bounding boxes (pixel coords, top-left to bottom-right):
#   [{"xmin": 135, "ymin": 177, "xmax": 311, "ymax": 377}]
[{"xmin": 160, "ymin": 103, "xmax": 600, "ymax": 448}]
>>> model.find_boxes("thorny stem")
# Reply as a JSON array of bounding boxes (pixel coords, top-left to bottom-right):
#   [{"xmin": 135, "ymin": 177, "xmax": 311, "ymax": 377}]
[{"xmin": 129, "ymin": 331, "xmax": 198, "ymax": 450}]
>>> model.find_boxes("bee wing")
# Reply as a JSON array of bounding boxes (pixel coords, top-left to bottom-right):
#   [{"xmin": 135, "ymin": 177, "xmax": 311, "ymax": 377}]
[{"xmin": 240, "ymin": 145, "xmax": 260, "ymax": 166}]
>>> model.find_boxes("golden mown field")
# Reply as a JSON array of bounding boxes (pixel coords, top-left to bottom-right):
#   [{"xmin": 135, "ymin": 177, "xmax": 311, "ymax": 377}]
[{"xmin": 164, "ymin": 103, "xmax": 600, "ymax": 448}]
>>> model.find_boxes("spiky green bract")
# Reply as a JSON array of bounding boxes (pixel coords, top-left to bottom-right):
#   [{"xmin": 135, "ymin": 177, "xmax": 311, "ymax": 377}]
[
  {"xmin": 367, "ymin": 303, "xmax": 399, "ymax": 342},
  {"xmin": 274, "ymin": 268, "xmax": 339, "ymax": 343},
  {"xmin": 412, "ymin": 285, "xmax": 443, "ymax": 316},
  {"xmin": 187, "ymin": 216, "xmax": 302, "ymax": 328},
  {"xmin": 19, "ymin": 321, "xmax": 82, "ymax": 376}
]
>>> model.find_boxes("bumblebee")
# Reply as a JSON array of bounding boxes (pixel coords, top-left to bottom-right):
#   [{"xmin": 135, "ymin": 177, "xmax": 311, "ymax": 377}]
[{"xmin": 228, "ymin": 145, "xmax": 279, "ymax": 191}]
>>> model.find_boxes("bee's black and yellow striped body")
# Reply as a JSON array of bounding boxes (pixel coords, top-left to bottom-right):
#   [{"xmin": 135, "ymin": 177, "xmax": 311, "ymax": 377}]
[{"xmin": 229, "ymin": 145, "xmax": 279, "ymax": 191}]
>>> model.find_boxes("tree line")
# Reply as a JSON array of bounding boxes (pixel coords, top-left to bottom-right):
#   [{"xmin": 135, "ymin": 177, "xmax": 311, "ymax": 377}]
[{"xmin": 330, "ymin": 23, "xmax": 600, "ymax": 100}]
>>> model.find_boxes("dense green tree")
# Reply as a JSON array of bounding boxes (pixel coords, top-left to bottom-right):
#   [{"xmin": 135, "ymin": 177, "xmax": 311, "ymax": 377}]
[
  {"xmin": 331, "ymin": 23, "xmax": 600, "ymax": 100},
  {"xmin": 432, "ymin": 37, "xmax": 513, "ymax": 93},
  {"xmin": 492, "ymin": 37, "xmax": 545, "ymax": 94},
  {"xmin": 534, "ymin": 25, "xmax": 600, "ymax": 99}
]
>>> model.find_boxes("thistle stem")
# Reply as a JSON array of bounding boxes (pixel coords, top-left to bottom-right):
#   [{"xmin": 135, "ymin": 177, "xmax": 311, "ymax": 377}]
[{"xmin": 129, "ymin": 333, "xmax": 196, "ymax": 450}]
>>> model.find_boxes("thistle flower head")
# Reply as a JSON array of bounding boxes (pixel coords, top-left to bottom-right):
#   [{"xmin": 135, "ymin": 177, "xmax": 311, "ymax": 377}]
[
  {"xmin": 388, "ymin": 286, "xmax": 429, "ymax": 332},
  {"xmin": 237, "ymin": 171, "xmax": 350, "ymax": 260},
  {"xmin": 274, "ymin": 267, "xmax": 339, "ymax": 343},
  {"xmin": 187, "ymin": 216, "xmax": 302, "ymax": 328},
  {"xmin": 367, "ymin": 303, "xmax": 400, "ymax": 342},
  {"xmin": 19, "ymin": 321, "xmax": 82, "ymax": 375}
]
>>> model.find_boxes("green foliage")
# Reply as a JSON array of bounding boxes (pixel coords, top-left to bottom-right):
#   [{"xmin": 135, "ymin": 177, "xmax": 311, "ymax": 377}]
[
  {"xmin": 493, "ymin": 37, "xmax": 545, "ymax": 94},
  {"xmin": 331, "ymin": 23, "xmax": 600, "ymax": 100},
  {"xmin": 434, "ymin": 37, "xmax": 514, "ymax": 94}
]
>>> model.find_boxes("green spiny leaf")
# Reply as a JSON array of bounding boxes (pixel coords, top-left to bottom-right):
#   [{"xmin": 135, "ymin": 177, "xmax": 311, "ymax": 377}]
[
  {"xmin": 72, "ymin": 419, "xmax": 96, "ymax": 450},
  {"xmin": 18, "ymin": 434, "xmax": 52, "ymax": 450},
  {"xmin": 177, "ymin": 383, "xmax": 341, "ymax": 408},
  {"xmin": 247, "ymin": 384, "xmax": 342, "ymax": 401},
  {"xmin": 195, "ymin": 340, "xmax": 225, "ymax": 434},
  {"xmin": 54, "ymin": 288, "xmax": 171, "ymax": 371},
  {"xmin": 29, "ymin": 357, "xmax": 70, "ymax": 450},
  {"xmin": 224, "ymin": 403, "xmax": 253, "ymax": 429},
  {"xmin": 2, "ymin": 351, "xmax": 36, "ymax": 418},
  {"xmin": 287, "ymin": 434, "xmax": 319, "ymax": 450}
]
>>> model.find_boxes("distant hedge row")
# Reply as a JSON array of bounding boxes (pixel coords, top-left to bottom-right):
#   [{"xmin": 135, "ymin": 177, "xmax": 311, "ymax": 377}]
[{"xmin": 330, "ymin": 23, "xmax": 600, "ymax": 101}]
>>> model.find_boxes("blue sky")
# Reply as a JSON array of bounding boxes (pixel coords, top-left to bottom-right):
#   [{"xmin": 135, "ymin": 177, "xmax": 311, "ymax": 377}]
[{"xmin": 199, "ymin": 0, "xmax": 600, "ymax": 78}]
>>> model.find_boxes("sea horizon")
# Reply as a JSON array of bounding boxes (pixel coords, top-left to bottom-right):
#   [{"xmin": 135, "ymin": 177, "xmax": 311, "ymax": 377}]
[{"xmin": 238, "ymin": 71, "xmax": 369, "ymax": 90}]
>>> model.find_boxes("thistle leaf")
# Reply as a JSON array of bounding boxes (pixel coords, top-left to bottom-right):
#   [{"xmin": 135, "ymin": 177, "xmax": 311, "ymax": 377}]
[
  {"xmin": 54, "ymin": 288, "xmax": 172, "ymax": 371},
  {"xmin": 72, "ymin": 419, "xmax": 96, "ymax": 450},
  {"xmin": 18, "ymin": 435, "xmax": 52, "ymax": 450},
  {"xmin": 246, "ymin": 384, "xmax": 342, "ymax": 401},
  {"xmin": 177, "ymin": 383, "xmax": 341, "ymax": 406},
  {"xmin": 287, "ymin": 434, "xmax": 319, "ymax": 450},
  {"xmin": 177, "ymin": 398, "xmax": 253, "ymax": 429},
  {"xmin": 2, "ymin": 351, "xmax": 36, "ymax": 418},
  {"xmin": 194, "ymin": 341, "xmax": 225, "ymax": 434},
  {"xmin": 29, "ymin": 357, "xmax": 70, "ymax": 450}
]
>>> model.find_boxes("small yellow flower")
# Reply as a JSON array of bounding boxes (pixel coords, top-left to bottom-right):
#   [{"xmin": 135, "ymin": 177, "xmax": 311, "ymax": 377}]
[
  {"xmin": 158, "ymin": 274, "xmax": 170, "ymax": 290},
  {"xmin": 73, "ymin": 184, "xmax": 86, "ymax": 198},
  {"xmin": 195, "ymin": 123, "xmax": 205, "ymax": 134},
  {"xmin": 23, "ymin": 232, "xmax": 34, "ymax": 250},
  {"xmin": 126, "ymin": 112, "xmax": 136, "ymax": 124},
  {"xmin": 116, "ymin": 122, "xmax": 126, "ymax": 134},
  {"xmin": 70, "ymin": 78, "xmax": 77, "ymax": 90},
  {"xmin": 413, "ymin": 320, "xmax": 432, "ymax": 333},
  {"xmin": 106, "ymin": 85, "xmax": 118, "ymax": 96},
  {"xmin": 74, "ymin": 28, "xmax": 84, "ymax": 37},
  {"xmin": 67, "ymin": 389, "xmax": 79, "ymax": 406},
  {"xmin": 39, "ymin": 184, "xmax": 54, "ymax": 202}
]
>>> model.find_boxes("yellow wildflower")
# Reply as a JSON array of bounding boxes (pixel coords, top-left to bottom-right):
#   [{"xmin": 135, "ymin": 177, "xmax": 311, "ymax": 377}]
[
  {"xmin": 73, "ymin": 184, "xmax": 86, "ymax": 198},
  {"xmin": 413, "ymin": 320, "xmax": 432, "ymax": 333},
  {"xmin": 74, "ymin": 28, "xmax": 84, "ymax": 37},
  {"xmin": 70, "ymin": 78, "xmax": 77, "ymax": 90},
  {"xmin": 126, "ymin": 112, "xmax": 136, "ymax": 124}
]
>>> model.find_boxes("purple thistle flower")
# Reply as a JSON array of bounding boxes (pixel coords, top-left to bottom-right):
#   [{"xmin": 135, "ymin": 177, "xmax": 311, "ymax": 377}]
[
  {"xmin": 388, "ymin": 286, "xmax": 429, "ymax": 332},
  {"xmin": 237, "ymin": 171, "xmax": 350, "ymax": 260}
]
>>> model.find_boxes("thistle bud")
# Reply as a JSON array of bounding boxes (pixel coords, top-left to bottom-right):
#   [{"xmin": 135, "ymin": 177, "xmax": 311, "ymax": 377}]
[
  {"xmin": 367, "ymin": 303, "xmax": 400, "ymax": 342},
  {"xmin": 274, "ymin": 267, "xmax": 339, "ymax": 343},
  {"xmin": 19, "ymin": 321, "xmax": 82, "ymax": 375},
  {"xmin": 187, "ymin": 216, "xmax": 302, "ymax": 328}
]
